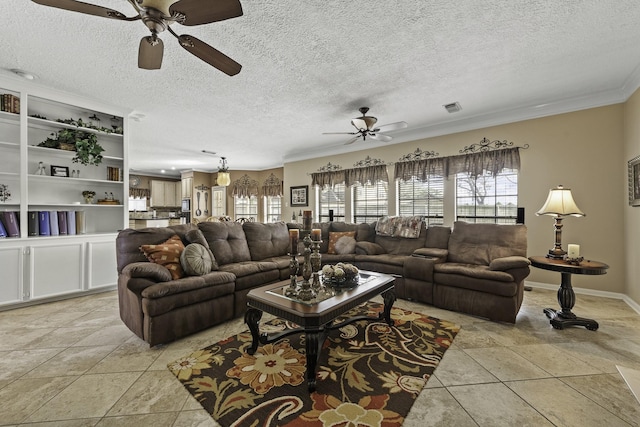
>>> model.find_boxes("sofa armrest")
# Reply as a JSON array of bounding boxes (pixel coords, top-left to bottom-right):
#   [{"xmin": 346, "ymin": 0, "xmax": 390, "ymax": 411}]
[
  {"xmin": 412, "ymin": 247, "xmax": 448, "ymax": 261},
  {"xmin": 123, "ymin": 262, "xmax": 172, "ymax": 282},
  {"xmin": 489, "ymin": 256, "xmax": 531, "ymax": 271},
  {"xmin": 355, "ymin": 241, "xmax": 387, "ymax": 255}
]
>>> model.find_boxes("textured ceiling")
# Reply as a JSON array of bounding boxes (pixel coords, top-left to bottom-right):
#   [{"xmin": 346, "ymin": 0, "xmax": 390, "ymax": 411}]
[{"xmin": 2, "ymin": 0, "xmax": 640, "ymax": 177}]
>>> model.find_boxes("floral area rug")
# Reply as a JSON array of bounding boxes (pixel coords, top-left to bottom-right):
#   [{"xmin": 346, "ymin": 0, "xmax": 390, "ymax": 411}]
[{"xmin": 168, "ymin": 302, "xmax": 460, "ymax": 427}]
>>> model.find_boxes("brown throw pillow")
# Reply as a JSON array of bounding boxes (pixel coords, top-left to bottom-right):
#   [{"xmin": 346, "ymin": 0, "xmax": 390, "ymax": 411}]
[
  {"xmin": 140, "ymin": 234, "xmax": 185, "ymax": 280},
  {"xmin": 328, "ymin": 231, "xmax": 356, "ymax": 254}
]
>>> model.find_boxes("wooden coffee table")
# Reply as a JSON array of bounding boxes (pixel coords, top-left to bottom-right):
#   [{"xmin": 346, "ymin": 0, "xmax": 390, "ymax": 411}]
[{"xmin": 245, "ymin": 270, "xmax": 396, "ymax": 392}]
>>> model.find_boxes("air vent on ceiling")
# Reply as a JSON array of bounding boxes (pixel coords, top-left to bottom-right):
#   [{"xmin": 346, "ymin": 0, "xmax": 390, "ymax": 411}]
[{"xmin": 443, "ymin": 102, "xmax": 462, "ymax": 113}]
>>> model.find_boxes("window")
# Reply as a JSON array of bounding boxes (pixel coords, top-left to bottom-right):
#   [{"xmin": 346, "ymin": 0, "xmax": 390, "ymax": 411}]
[
  {"xmin": 456, "ymin": 169, "xmax": 518, "ymax": 224},
  {"xmin": 234, "ymin": 196, "xmax": 258, "ymax": 221},
  {"xmin": 128, "ymin": 196, "xmax": 147, "ymax": 212},
  {"xmin": 318, "ymin": 183, "xmax": 346, "ymax": 222},
  {"xmin": 352, "ymin": 181, "xmax": 388, "ymax": 223},
  {"xmin": 397, "ymin": 175, "xmax": 444, "ymax": 226},
  {"xmin": 264, "ymin": 195, "xmax": 281, "ymax": 223}
]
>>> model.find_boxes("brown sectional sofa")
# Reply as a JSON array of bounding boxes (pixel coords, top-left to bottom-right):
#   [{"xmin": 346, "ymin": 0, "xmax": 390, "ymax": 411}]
[{"xmin": 116, "ymin": 219, "xmax": 530, "ymax": 346}]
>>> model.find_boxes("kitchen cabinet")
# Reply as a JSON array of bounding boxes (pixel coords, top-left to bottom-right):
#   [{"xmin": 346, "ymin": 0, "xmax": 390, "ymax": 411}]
[
  {"xmin": 181, "ymin": 176, "xmax": 192, "ymax": 199},
  {"xmin": 151, "ymin": 180, "xmax": 180, "ymax": 207},
  {"xmin": 0, "ymin": 76, "xmax": 127, "ymax": 309}
]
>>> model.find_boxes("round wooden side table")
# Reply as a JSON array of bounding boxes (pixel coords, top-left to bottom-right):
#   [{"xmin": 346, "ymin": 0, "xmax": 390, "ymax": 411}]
[{"xmin": 528, "ymin": 256, "xmax": 609, "ymax": 331}]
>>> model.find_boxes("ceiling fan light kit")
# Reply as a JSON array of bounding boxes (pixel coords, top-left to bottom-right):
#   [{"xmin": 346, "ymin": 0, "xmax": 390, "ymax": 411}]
[
  {"xmin": 323, "ymin": 107, "xmax": 408, "ymax": 145},
  {"xmin": 31, "ymin": 0, "xmax": 244, "ymax": 75}
]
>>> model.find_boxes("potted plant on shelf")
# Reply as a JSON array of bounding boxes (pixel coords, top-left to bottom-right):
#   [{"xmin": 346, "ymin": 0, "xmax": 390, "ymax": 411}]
[
  {"xmin": 82, "ymin": 190, "xmax": 96, "ymax": 204},
  {"xmin": 37, "ymin": 129, "xmax": 105, "ymax": 166}
]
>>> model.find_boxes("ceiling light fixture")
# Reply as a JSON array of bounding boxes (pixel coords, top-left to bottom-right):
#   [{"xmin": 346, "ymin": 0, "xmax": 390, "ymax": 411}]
[
  {"xmin": 217, "ymin": 157, "xmax": 230, "ymax": 187},
  {"xmin": 11, "ymin": 69, "xmax": 36, "ymax": 80}
]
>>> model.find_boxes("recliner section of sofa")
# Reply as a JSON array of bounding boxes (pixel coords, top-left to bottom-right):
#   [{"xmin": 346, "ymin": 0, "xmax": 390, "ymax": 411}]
[{"xmin": 116, "ymin": 219, "xmax": 530, "ymax": 346}]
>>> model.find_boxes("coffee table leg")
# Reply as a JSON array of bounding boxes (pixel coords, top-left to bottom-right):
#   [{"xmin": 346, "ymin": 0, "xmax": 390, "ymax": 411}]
[
  {"xmin": 305, "ymin": 329, "xmax": 323, "ymax": 392},
  {"xmin": 245, "ymin": 308, "xmax": 262, "ymax": 355},
  {"xmin": 381, "ymin": 289, "xmax": 396, "ymax": 326}
]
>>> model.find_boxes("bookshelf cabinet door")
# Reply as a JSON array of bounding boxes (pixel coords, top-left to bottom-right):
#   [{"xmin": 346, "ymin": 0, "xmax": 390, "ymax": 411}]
[
  {"xmin": 29, "ymin": 242, "xmax": 83, "ymax": 299},
  {"xmin": 0, "ymin": 246, "xmax": 23, "ymax": 305},
  {"xmin": 86, "ymin": 238, "xmax": 117, "ymax": 290}
]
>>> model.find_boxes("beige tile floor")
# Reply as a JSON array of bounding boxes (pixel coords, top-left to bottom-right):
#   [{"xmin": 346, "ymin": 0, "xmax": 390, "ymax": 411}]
[{"xmin": 1, "ymin": 287, "xmax": 639, "ymax": 426}]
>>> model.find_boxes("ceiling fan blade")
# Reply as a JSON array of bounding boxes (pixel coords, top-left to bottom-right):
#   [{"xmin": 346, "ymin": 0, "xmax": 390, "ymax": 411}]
[
  {"xmin": 369, "ymin": 133, "xmax": 393, "ymax": 142},
  {"xmin": 177, "ymin": 34, "xmax": 241, "ymax": 75},
  {"xmin": 322, "ymin": 132, "xmax": 358, "ymax": 135},
  {"xmin": 138, "ymin": 36, "xmax": 164, "ymax": 70},
  {"xmin": 344, "ymin": 136, "xmax": 361, "ymax": 145},
  {"xmin": 31, "ymin": 0, "xmax": 130, "ymax": 20},
  {"xmin": 171, "ymin": 0, "xmax": 243, "ymax": 26},
  {"xmin": 374, "ymin": 121, "xmax": 408, "ymax": 133}
]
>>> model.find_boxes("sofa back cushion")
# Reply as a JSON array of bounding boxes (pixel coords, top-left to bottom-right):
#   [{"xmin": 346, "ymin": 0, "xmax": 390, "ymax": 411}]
[
  {"xmin": 198, "ymin": 222, "xmax": 251, "ymax": 266},
  {"xmin": 447, "ymin": 221, "xmax": 527, "ymax": 265},
  {"xmin": 373, "ymin": 220, "xmax": 428, "ymax": 255},
  {"xmin": 243, "ymin": 221, "xmax": 290, "ymax": 260}
]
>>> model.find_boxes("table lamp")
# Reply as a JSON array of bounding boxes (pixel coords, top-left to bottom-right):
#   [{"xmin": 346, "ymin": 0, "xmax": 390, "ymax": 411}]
[{"xmin": 536, "ymin": 185, "xmax": 585, "ymax": 259}]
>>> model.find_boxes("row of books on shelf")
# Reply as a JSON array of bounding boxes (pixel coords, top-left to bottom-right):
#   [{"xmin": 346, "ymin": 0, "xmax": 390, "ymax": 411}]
[
  {"xmin": 107, "ymin": 166, "xmax": 123, "ymax": 181},
  {"xmin": 0, "ymin": 210, "xmax": 87, "ymax": 238},
  {"xmin": 1, "ymin": 94, "xmax": 20, "ymax": 114}
]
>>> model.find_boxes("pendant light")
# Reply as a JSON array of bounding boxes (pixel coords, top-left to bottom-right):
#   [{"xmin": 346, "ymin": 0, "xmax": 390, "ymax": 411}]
[{"xmin": 217, "ymin": 157, "xmax": 231, "ymax": 187}]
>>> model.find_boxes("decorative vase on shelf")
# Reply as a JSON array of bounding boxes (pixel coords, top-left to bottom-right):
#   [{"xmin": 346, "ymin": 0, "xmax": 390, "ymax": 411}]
[{"xmin": 84, "ymin": 196, "xmax": 94, "ymax": 204}]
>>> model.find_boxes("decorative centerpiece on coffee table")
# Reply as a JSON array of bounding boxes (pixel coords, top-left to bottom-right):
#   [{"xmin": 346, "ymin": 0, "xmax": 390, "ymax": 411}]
[{"xmin": 322, "ymin": 262, "xmax": 359, "ymax": 287}]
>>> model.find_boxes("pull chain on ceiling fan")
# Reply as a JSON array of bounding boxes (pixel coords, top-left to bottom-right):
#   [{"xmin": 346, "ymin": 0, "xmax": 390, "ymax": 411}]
[
  {"xmin": 323, "ymin": 107, "xmax": 408, "ymax": 145},
  {"xmin": 31, "ymin": 0, "xmax": 243, "ymax": 75}
]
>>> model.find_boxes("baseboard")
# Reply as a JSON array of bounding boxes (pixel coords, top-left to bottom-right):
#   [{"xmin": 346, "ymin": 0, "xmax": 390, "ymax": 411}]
[{"xmin": 525, "ymin": 280, "xmax": 640, "ymax": 316}]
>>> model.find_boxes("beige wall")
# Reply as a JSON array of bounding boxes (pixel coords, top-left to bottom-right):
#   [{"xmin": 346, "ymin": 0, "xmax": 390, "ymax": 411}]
[
  {"xmin": 624, "ymin": 88, "xmax": 640, "ymax": 303},
  {"xmin": 284, "ymin": 104, "xmax": 627, "ymax": 295}
]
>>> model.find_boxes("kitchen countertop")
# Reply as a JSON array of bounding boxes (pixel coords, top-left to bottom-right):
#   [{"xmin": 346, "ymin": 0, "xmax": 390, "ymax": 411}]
[{"xmin": 130, "ymin": 217, "xmax": 177, "ymax": 221}]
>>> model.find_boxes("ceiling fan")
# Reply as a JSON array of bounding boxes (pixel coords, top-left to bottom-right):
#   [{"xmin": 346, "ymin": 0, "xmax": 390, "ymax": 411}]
[
  {"xmin": 323, "ymin": 107, "xmax": 408, "ymax": 145},
  {"xmin": 31, "ymin": 0, "xmax": 243, "ymax": 75}
]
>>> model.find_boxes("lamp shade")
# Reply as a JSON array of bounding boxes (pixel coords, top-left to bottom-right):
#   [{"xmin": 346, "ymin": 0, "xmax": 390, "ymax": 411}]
[
  {"xmin": 217, "ymin": 172, "xmax": 230, "ymax": 187},
  {"xmin": 536, "ymin": 185, "xmax": 585, "ymax": 217},
  {"xmin": 351, "ymin": 115, "xmax": 377, "ymax": 131}
]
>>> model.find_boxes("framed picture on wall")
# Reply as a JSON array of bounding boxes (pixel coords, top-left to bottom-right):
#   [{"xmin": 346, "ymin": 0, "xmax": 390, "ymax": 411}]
[
  {"xmin": 290, "ymin": 185, "xmax": 308, "ymax": 207},
  {"xmin": 629, "ymin": 155, "xmax": 640, "ymax": 207}
]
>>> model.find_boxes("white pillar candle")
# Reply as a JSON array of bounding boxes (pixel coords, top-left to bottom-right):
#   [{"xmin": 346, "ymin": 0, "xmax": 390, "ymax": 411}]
[{"xmin": 568, "ymin": 244, "xmax": 580, "ymax": 258}]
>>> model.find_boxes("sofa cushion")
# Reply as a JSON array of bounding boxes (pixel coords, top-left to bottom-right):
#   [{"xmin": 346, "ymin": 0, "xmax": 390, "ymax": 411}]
[
  {"xmin": 355, "ymin": 241, "xmax": 386, "ymax": 255},
  {"xmin": 447, "ymin": 221, "xmax": 528, "ymax": 265},
  {"xmin": 434, "ymin": 263, "xmax": 515, "ymax": 283},
  {"xmin": 180, "ymin": 243, "xmax": 212, "ymax": 276},
  {"xmin": 198, "ymin": 222, "xmax": 251, "ymax": 266},
  {"xmin": 117, "ymin": 227, "xmax": 187, "ymax": 273},
  {"xmin": 372, "ymin": 221, "xmax": 428, "ymax": 255},
  {"xmin": 243, "ymin": 221, "xmax": 290, "ymax": 260},
  {"xmin": 328, "ymin": 231, "xmax": 356, "ymax": 254},
  {"xmin": 489, "ymin": 256, "xmax": 531, "ymax": 271},
  {"xmin": 139, "ymin": 235, "xmax": 185, "ymax": 280},
  {"xmin": 123, "ymin": 262, "xmax": 172, "ymax": 282}
]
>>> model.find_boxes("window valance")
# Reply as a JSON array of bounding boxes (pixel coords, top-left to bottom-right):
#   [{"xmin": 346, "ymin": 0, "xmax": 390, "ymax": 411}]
[
  {"xmin": 129, "ymin": 188, "xmax": 150, "ymax": 199},
  {"xmin": 262, "ymin": 173, "xmax": 283, "ymax": 197},
  {"xmin": 232, "ymin": 174, "xmax": 259, "ymax": 198},
  {"xmin": 395, "ymin": 146, "xmax": 522, "ymax": 181},
  {"xmin": 448, "ymin": 146, "xmax": 521, "ymax": 177},
  {"xmin": 394, "ymin": 157, "xmax": 447, "ymax": 181},
  {"xmin": 311, "ymin": 169, "xmax": 346, "ymax": 188},
  {"xmin": 345, "ymin": 164, "xmax": 388, "ymax": 186}
]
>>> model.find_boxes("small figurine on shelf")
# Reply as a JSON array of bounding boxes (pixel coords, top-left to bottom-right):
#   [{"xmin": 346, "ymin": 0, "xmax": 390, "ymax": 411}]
[
  {"xmin": 105, "ymin": 192, "xmax": 114, "ymax": 201},
  {"xmin": 0, "ymin": 184, "xmax": 11, "ymax": 202},
  {"xmin": 35, "ymin": 161, "xmax": 46, "ymax": 175},
  {"xmin": 82, "ymin": 190, "xmax": 95, "ymax": 204}
]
